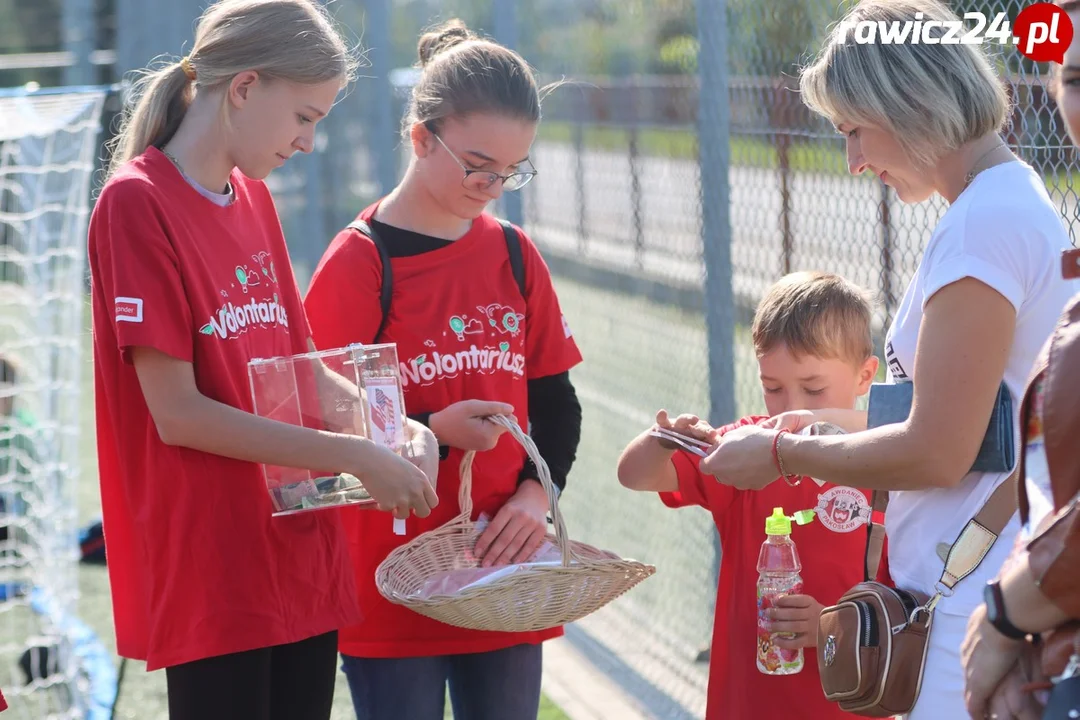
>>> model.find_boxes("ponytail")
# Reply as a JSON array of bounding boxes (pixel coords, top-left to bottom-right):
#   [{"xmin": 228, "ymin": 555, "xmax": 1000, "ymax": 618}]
[
  {"xmin": 103, "ymin": 0, "xmax": 357, "ymax": 181},
  {"xmin": 105, "ymin": 61, "xmax": 194, "ymax": 180}
]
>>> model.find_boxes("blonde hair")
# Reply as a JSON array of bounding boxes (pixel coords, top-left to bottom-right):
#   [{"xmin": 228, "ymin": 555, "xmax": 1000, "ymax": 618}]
[
  {"xmin": 752, "ymin": 271, "xmax": 875, "ymax": 366},
  {"xmin": 403, "ymin": 18, "xmax": 554, "ymax": 139},
  {"xmin": 798, "ymin": 0, "xmax": 1011, "ymax": 169},
  {"xmin": 105, "ymin": 0, "xmax": 357, "ymax": 179}
]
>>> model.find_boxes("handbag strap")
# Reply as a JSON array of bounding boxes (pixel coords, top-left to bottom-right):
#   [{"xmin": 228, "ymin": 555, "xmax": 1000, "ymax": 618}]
[
  {"xmin": 865, "ymin": 490, "xmax": 889, "ymax": 582},
  {"xmin": 865, "ymin": 468, "xmax": 1018, "ymax": 607}
]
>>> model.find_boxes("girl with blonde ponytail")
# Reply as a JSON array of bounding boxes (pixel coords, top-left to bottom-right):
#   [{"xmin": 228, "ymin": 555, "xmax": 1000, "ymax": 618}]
[{"xmin": 88, "ymin": 2, "xmax": 440, "ymax": 718}]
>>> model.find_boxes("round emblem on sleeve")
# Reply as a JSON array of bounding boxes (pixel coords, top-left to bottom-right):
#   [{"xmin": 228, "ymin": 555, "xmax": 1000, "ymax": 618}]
[{"xmin": 814, "ymin": 487, "xmax": 872, "ymax": 533}]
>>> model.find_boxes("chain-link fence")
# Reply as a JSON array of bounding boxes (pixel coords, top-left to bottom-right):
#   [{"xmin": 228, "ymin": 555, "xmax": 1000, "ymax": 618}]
[{"xmin": 5, "ymin": 0, "xmax": 1080, "ymax": 717}]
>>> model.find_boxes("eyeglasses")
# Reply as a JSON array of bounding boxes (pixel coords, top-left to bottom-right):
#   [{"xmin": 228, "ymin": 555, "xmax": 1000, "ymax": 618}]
[{"xmin": 432, "ymin": 133, "xmax": 537, "ymax": 192}]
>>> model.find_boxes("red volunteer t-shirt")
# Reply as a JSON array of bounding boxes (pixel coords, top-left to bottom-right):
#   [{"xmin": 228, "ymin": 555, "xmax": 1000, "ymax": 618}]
[
  {"xmin": 88, "ymin": 148, "xmax": 362, "ymax": 670},
  {"xmin": 660, "ymin": 416, "xmax": 883, "ymax": 720},
  {"xmin": 304, "ymin": 204, "xmax": 583, "ymax": 658}
]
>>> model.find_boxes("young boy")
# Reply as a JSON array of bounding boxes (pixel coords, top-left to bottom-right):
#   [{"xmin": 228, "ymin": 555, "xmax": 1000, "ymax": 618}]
[{"xmin": 617, "ymin": 271, "xmax": 883, "ymax": 720}]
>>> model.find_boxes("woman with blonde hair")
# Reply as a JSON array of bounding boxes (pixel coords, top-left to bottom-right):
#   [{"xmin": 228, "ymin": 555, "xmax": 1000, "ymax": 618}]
[
  {"xmin": 698, "ymin": 0, "xmax": 1080, "ymax": 717},
  {"xmin": 89, "ymin": 1, "xmax": 439, "ymax": 717}
]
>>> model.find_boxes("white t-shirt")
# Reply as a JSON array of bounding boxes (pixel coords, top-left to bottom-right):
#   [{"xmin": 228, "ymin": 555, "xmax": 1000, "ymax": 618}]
[{"xmin": 882, "ymin": 160, "xmax": 1080, "ymax": 615}]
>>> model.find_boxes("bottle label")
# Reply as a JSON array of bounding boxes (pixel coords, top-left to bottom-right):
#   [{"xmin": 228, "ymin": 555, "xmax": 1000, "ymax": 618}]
[{"xmin": 756, "ymin": 580, "xmax": 805, "ymax": 674}]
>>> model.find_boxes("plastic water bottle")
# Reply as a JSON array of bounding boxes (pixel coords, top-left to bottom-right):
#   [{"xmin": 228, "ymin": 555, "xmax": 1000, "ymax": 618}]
[{"xmin": 756, "ymin": 507, "xmax": 813, "ymax": 676}]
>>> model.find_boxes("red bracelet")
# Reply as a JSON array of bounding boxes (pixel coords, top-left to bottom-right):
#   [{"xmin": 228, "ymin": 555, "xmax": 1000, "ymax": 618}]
[{"xmin": 771, "ymin": 429, "xmax": 801, "ymax": 486}]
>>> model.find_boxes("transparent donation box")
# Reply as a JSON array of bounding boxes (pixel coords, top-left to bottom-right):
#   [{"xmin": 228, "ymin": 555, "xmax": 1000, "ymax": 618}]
[{"xmin": 247, "ymin": 344, "xmax": 406, "ymax": 516}]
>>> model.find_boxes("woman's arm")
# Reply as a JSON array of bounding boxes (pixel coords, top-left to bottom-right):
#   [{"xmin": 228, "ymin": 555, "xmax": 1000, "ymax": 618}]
[
  {"xmin": 998, "ymin": 550, "xmax": 1072, "ymax": 634},
  {"xmin": 702, "ymin": 278, "xmax": 1016, "ymax": 491},
  {"xmin": 132, "ymin": 346, "xmax": 438, "ymax": 517}
]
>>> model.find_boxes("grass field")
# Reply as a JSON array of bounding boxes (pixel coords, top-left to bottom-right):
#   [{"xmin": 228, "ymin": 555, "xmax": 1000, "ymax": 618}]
[{"xmin": 70, "ymin": 307, "xmax": 569, "ymax": 720}]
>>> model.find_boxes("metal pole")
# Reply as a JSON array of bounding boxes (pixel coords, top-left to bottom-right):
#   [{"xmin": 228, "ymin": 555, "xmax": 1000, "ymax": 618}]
[
  {"xmin": 698, "ymin": 0, "xmax": 736, "ymax": 429},
  {"xmin": 778, "ymin": 128, "xmax": 794, "ymax": 275},
  {"xmin": 878, "ymin": 181, "xmax": 894, "ymax": 329},
  {"xmin": 629, "ymin": 80, "xmax": 644, "ymax": 267},
  {"xmin": 62, "ymin": 0, "xmax": 96, "ymax": 87},
  {"xmin": 574, "ymin": 117, "xmax": 587, "ymax": 254},
  {"xmin": 493, "ymin": 0, "xmax": 524, "ymax": 228},
  {"xmin": 369, "ymin": 0, "xmax": 397, "ymax": 196},
  {"xmin": 295, "ymin": 135, "xmax": 327, "ymax": 283},
  {"xmin": 698, "ymin": 0, "xmax": 735, "ymax": 618},
  {"xmin": 114, "ymin": 0, "xmax": 140, "ymax": 78}
]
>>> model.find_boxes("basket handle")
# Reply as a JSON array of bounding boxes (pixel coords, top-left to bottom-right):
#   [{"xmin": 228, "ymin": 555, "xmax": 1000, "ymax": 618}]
[{"xmin": 456, "ymin": 414, "xmax": 576, "ymax": 567}]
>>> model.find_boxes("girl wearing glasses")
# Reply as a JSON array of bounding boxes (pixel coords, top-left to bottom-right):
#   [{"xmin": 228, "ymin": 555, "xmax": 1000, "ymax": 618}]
[{"xmin": 303, "ymin": 18, "xmax": 583, "ymax": 720}]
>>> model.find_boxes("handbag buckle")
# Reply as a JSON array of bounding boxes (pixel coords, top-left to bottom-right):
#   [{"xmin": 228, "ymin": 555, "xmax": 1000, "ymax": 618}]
[{"xmin": 910, "ymin": 587, "xmax": 950, "ymax": 624}]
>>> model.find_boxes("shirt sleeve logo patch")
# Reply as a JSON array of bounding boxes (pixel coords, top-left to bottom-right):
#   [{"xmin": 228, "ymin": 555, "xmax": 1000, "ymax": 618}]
[
  {"xmin": 815, "ymin": 487, "xmax": 872, "ymax": 533},
  {"xmin": 115, "ymin": 297, "xmax": 144, "ymax": 323}
]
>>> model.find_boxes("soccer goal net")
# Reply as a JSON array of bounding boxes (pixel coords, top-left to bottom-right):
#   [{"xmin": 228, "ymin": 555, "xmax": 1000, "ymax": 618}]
[{"xmin": 0, "ymin": 85, "xmax": 114, "ymax": 719}]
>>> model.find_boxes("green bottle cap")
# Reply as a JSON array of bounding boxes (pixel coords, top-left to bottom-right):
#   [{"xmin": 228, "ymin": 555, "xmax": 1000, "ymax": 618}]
[
  {"xmin": 765, "ymin": 507, "xmax": 792, "ymax": 536},
  {"xmin": 793, "ymin": 509, "xmax": 817, "ymax": 526}
]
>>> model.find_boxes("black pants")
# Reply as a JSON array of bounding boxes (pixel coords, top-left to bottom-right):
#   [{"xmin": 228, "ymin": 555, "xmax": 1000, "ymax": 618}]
[{"xmin": 165, "ymin": 631, "xmax": 338, "ymax": 720}]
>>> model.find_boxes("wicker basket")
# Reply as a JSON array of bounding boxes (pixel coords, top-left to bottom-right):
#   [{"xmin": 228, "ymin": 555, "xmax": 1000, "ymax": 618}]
[{"xmin": 375, "ymin": 415, "xmax": 656, "ymax": 633}]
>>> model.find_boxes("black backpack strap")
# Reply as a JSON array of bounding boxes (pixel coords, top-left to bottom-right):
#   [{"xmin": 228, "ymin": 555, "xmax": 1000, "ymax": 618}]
[
  {"xmin": 498, "ymin": 218, "xmax": 527, "ymax": 300},
  {"xmin": 346, "ymin": 219, "xmax": 392, "ymax": 343}
]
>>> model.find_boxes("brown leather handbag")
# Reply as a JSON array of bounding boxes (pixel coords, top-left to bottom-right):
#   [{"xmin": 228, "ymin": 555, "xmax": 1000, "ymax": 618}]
[{"xmin": 815, "ymin": 473, "xmax": 1018, "ymax": 717}]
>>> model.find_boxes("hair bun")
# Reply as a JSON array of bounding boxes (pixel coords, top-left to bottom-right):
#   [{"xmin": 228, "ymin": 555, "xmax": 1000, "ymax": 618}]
[{"xmin": 417, "ymin": 18, "xmax": 473, "ymax": 66}]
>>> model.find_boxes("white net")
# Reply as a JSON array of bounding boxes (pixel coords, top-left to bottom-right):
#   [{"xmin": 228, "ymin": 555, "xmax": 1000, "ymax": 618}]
[{"xmin": 0, "ymin": 86, "xmax": 110, "ymax": 719}]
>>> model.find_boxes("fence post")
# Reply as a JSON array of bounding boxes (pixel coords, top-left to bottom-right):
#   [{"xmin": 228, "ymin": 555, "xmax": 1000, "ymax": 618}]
[
  {"xmin": 698, "ymin": 0, "xmax": 736, "ymax": 429},
  {"xmin": 698, "ymin": 0, "xmax": 735, "ymax": 611},
  {"xmin": 574, "ymin": 103, "xmax": 588, "ymax": 254},
  {"xmin": 298, "ymin": 134, "xmax": 327, "ymax": 282},
  {"xmin": 629, "ymin": 80, "xmax": 645, "ymax": 268},
  {"xmin": 369, "ymin": 0, "xmax": 397, "ymax": 196},
  {"xmin": 493, "ymin": 0, "xmax": 524, "ymax": 229},
  {"xmin": 878, "ymin": 181, "xmax": 894, "ymax": 329},
  {"xmin": 778, "ymin": 130, "xmax": 794, "ymax": 275},
  {"xmin": 62, "ymin": 0, "xmax": 96, "ymax": 87},
  {"xmin": 114, "ymin": 0, "xmax": 143, "ymax": 77}
]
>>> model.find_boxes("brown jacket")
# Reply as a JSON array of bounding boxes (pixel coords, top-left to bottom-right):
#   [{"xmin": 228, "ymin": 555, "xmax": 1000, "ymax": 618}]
[{"xmin": 1018, "ymin": 248, "xmax": 1080, "ymax": 670}]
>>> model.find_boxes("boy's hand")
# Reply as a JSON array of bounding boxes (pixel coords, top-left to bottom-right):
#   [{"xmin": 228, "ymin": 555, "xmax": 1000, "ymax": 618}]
[
  {"xmin": 759, "ymin": 410, "xmax": 819, "ymax": 433},
  {"xmin": 767, "ymin": 594, "xmax": 825, "ymax": 649},
  {"xmin": 653, "ymin": 410, "xmax": 718, "ymax": 449},
  {"xmin": 760, "ymin": 408, "xmax": 868, "ymax": 434}
]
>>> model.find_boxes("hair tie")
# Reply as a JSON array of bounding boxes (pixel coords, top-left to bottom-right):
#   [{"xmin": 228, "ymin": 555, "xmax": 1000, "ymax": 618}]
[{"xmin": 179, "ymin": 56, "xmax": 196, "ymax": 82}]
